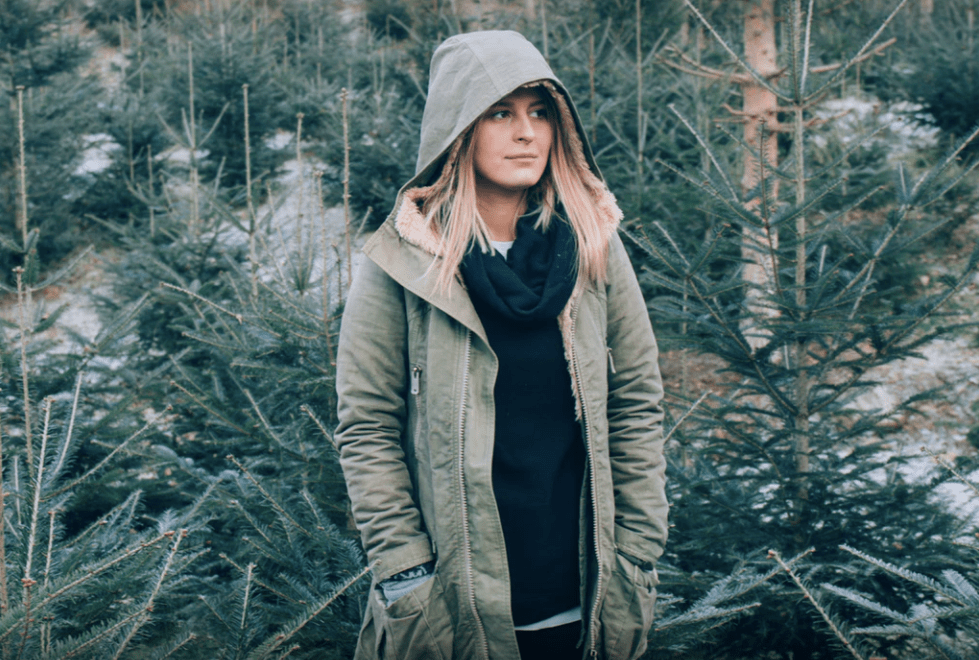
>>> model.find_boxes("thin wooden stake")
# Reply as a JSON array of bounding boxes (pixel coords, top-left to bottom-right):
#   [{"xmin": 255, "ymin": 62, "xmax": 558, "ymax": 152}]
[
  {"xmin": 341, "ymin": 89, "xmax": 352, "ymax": 288},
  {"xmin": 333, "ymin": 243, "xmax": 343, "ymax": 306},
  {"xmin": 15, "ymin": 269, "xmax": 33, "ymax": 482},
  {"xmin": 147, "ymin": 145, "xmax": 155, "ymax": 236},
  {"xmin": 135, "ymin": 0, "xmax": 144, "ymax": 95},
  {"xmin": 20, "ymin": 398, "xmax": 51, "ymax": 660},
  {"xmin": 187, "ymin": 43, "xmax": 200, "ymax": 232},
  {"xmin": 16, "ymin": 87, "xmax": 28, "ymax": 247},
  {"xmin": 243, "ymin": 84, "xmax": 257, "ymax": 296}
]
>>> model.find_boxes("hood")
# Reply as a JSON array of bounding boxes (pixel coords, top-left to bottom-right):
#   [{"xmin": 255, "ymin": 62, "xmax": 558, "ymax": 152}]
[
  {"xmin": 376, "ymin": 30, "xmax": 622, "ymax": 260},
  {"xmin": 409, "ymin": 29, "xmax": 602, "ymax": 189}
]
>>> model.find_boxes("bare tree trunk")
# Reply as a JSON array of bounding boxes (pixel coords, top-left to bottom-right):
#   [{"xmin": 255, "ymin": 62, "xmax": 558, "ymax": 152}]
[{"xmin": 740, "ymin": 0, "xmax": 780, "ymax": 352}]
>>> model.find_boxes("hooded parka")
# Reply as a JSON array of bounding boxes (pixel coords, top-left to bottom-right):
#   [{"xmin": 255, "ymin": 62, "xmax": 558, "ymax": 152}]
[{"xmin": 335, "ymin": 30, "xmax": 668, "ymax": 660}]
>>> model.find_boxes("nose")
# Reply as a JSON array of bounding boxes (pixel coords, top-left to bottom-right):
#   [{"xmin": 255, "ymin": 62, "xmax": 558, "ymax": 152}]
[{"xmin": 513, "ymin": 111, "xmax": 535, "ymax": 142}]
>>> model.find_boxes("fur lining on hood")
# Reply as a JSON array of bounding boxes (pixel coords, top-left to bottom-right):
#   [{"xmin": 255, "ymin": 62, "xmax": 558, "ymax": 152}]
[{"xmin": 392, "ymin": 181, "xmax": 623, "ymax": 258}]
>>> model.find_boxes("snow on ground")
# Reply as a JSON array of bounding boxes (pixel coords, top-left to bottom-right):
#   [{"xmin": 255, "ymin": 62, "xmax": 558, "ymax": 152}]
[
  {"xmin": 813, "ymin": 96, "xmax": 941, "ymax": 159},
  {"xmin": 849, "ymin": 328, "xmax": 979, "ymax": 525},
  {"xmin": 75, "ymin": 133, "xmax": 122, "ymax": 176},
  {"xmin": 9, "ymin": 128, "xmax": 359, "ymax": 362},
  {"xmin": 852, "ymin": 334, "xmax": 979, "ymax": 425},
  {"xmin": 155, "ymin": 146, "xmax": 211, "ymax": 165},
  {"xmin": 0, "ymin": 249, "xmax": 117, "ymax": 361},
  {"xmin": 219, "ymin": 132, "xmax": 367, "ymax": 299}
]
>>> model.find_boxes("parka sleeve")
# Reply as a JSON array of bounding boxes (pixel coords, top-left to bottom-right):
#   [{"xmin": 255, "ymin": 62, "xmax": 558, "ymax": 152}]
[
  {"xmin": 335, "ymin": 258, "xmax": 435, "ymax": 583},
  {"xmin": 604, "ymin": 231, "xmax": 669, "ymax": 567}
]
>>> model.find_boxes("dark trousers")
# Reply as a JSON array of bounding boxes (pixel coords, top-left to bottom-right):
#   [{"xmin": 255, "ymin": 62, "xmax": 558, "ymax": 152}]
[{"xmin": 515, "ymin": 621, "xmax": 582, "ymax": 660}]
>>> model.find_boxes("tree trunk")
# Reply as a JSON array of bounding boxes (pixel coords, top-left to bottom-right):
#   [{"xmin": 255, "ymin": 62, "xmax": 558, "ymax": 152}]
[{"xmin": 740, "ymin": 0, "xmax": 780, "ymax": 352}]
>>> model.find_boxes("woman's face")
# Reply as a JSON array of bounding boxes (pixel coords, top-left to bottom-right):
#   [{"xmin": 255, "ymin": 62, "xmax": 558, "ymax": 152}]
[{"xmin": 472, "ymin": 88, "xmax": 553, "ymax": 198}]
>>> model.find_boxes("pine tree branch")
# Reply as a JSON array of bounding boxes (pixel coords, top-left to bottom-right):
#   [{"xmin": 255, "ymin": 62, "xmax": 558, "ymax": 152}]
[
  {"xmin": 769, "ymin": 549, "xmax": 868, "ymax": 660},
  {"xmin": 667, "ymin": 105, "xmax": 739, "ymax": 201},
  {"xmin": 50, "ymin": 372, "xmax": 83, "ymax": 480},
  {"xmin": 244, "ymin": 563, "xmax": 372, "ymax": 660},
  {"xmin": 300, "ymin": 405, "xmax": 336, "ymax": 450},
  {"xmin": 15, "ymin": 268, "xmax": 35, "ymax": 485},
  {"xmin": 663, "ymin": 391, "xmax": 710, "ymax": 445},
  {"xmin": 144, "ymin": 632, "xmax": 197, "ymax": 660},
  {"xmin": 910, "ymin": 123, "xmax": 979, "ymax": 202},
  {"xmin": 679, "ymin": 0, "xmax": 789, "ymax": 102},
  {"xmin": 24, "ymin": 398, "xmax": 53, "ymax": 589},
  {"xmin": 807, "ymin": 0, "xmax": 911, "ymax": 99},
  {"xmin": 228, "ymin": 500, "xmax": 277, "ymax": 547},
  {"xmin": 31, "ymin": 246, "xmax": 95, "ymax": 293},
  {"xmin": 0, "ymin": 533, "xmax": 171, "ymax": 646},
  {"xmin": 171, "ymin": 380, "xmax": 252, "ymax": 436},
  {"xmin": 923, "ymin": 448, "xmax": 979, "ymax": 499},
  {"xmin": 112, "ymin": 529, "xmax": 189, "ymax": 660},
  {"xmin": 59, "ymin": 607, "xmax": 146, "ymax": 658},
  {"xmin": 839, "ymin": 545, "xmax": 966, "ymax": 607},
  {"xmin": 226, "ymin": 456, "xmax": 311, "ymax": 538},
  {"xmin": 219, "ymin": 554, "xmax": 298, "ymax": 605},
  {"xmin": 243, "ymin": 389, "xmax": 289, "ymax": 451},
  {"xmin": 160, "ymin": 282, "xmax": 244, "ymax": 324},
  {"xmin": 46, "ymin": 406, "xmax": 169, "ymax": 499}
]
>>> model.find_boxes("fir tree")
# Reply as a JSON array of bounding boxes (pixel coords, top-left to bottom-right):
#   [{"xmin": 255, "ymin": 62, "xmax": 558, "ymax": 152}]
[
  {"xmin": 0, "ymin": 240, "xmax": 212, "ymax": 658},
  {"xmin": 641, "ymin": 0, "xmax": 979, "ymax": 657},
  {"xmin": 0, "ymin": 0, "xmax": 100, "ymax": 281}
]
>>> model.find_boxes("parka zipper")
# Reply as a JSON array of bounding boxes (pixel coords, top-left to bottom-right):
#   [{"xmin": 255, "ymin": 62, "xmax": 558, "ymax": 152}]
[
  {"xmin": 457, "ymin": 331, "xmax": 490, "ymax": 659},
  {"xmin": 571, "ymin": 303, "xmax": 602, "ymax": 658},
  {"xmin": 411, "ymin": 366, "xmax": 423, "ymax": 454},
  {"xmin": 410, "ymin": 366, "xmax": 422, "ymax": 395}
]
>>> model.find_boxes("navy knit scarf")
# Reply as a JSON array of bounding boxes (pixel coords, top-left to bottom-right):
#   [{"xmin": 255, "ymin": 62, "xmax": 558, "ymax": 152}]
[{"xmin": 460, "ymin": 212, "xmax": 577, "ymax": 323}]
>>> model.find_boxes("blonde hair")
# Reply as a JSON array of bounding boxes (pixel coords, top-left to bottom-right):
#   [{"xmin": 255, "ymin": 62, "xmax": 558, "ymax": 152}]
[{"xmin": 422, "ymin": 83, "xmax": 610, "ymax": 294}]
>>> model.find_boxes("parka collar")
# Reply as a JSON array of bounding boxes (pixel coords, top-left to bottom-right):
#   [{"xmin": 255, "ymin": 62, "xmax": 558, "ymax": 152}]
[{"xmin": 363, "ymin": 217, "xmax": 487, "ymax": 342}]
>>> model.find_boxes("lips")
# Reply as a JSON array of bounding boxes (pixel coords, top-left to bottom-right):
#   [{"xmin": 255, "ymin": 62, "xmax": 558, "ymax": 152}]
[{"xmin": 506, "ymin": 154, "xmax": 538, "ymax": 160}]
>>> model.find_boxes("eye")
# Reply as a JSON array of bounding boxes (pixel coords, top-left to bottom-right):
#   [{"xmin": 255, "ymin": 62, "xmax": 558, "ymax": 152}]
[
  {"xmin": 488, "ymin": 109, "xmax": 509, "ymax": 120},
  {"xmin": 530, "ymin": 108, "xmax": 548, "ymax": 119}
]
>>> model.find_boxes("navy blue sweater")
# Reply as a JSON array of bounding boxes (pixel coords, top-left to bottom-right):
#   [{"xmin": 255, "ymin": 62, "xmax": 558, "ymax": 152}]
[{"xmin": 471, "ymin": 294, "xmax": 585, "ymax": 626}]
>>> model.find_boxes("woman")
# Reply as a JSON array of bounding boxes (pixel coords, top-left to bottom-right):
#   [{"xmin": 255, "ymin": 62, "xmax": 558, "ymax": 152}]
[{"xmin": 336, "ymin": 30, "xmax": 668, "ymax": 660}]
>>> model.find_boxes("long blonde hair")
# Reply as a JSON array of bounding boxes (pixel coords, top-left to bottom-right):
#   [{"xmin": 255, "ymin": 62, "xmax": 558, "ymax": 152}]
[{"xmin": 422, "ymin": 82, "xmax": 611, "ymax": 294}]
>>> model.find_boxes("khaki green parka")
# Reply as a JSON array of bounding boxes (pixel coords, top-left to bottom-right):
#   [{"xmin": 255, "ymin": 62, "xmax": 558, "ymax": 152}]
[{"xmin": 335, "ymin": 30, "xmax": 668, "ymax": 660}]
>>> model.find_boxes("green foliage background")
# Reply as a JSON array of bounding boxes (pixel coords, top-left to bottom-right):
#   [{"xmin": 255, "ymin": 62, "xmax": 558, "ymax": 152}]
[{"xmin": 0, "ymin": 0, "xmax": 977, "ymax": 658}]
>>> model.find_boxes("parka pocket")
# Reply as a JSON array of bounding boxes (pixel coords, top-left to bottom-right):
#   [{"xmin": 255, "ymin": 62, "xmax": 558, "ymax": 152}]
[
  {"xmin": 600, "ymin": 551, "xmax": 658, "ymax": 660},
  {"xmin": 369, "ymin": 571, "xmax": 454, "ymax": 660}
]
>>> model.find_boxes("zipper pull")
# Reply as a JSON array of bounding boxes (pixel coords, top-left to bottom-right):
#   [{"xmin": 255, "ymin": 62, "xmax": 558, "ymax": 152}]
[
  {"xmin": 607, "ymin": 348, "xmax": 617, "ymax": 374},
  {"xmin": 410, "ymin": 366, "xmax": 422, "ymax": 395}
]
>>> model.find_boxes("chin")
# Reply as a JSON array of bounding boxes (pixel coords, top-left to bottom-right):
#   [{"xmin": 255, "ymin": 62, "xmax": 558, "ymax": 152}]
[{"xmin": 505, "ymin": 174, "xmax": 545, "ymax": 190}]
